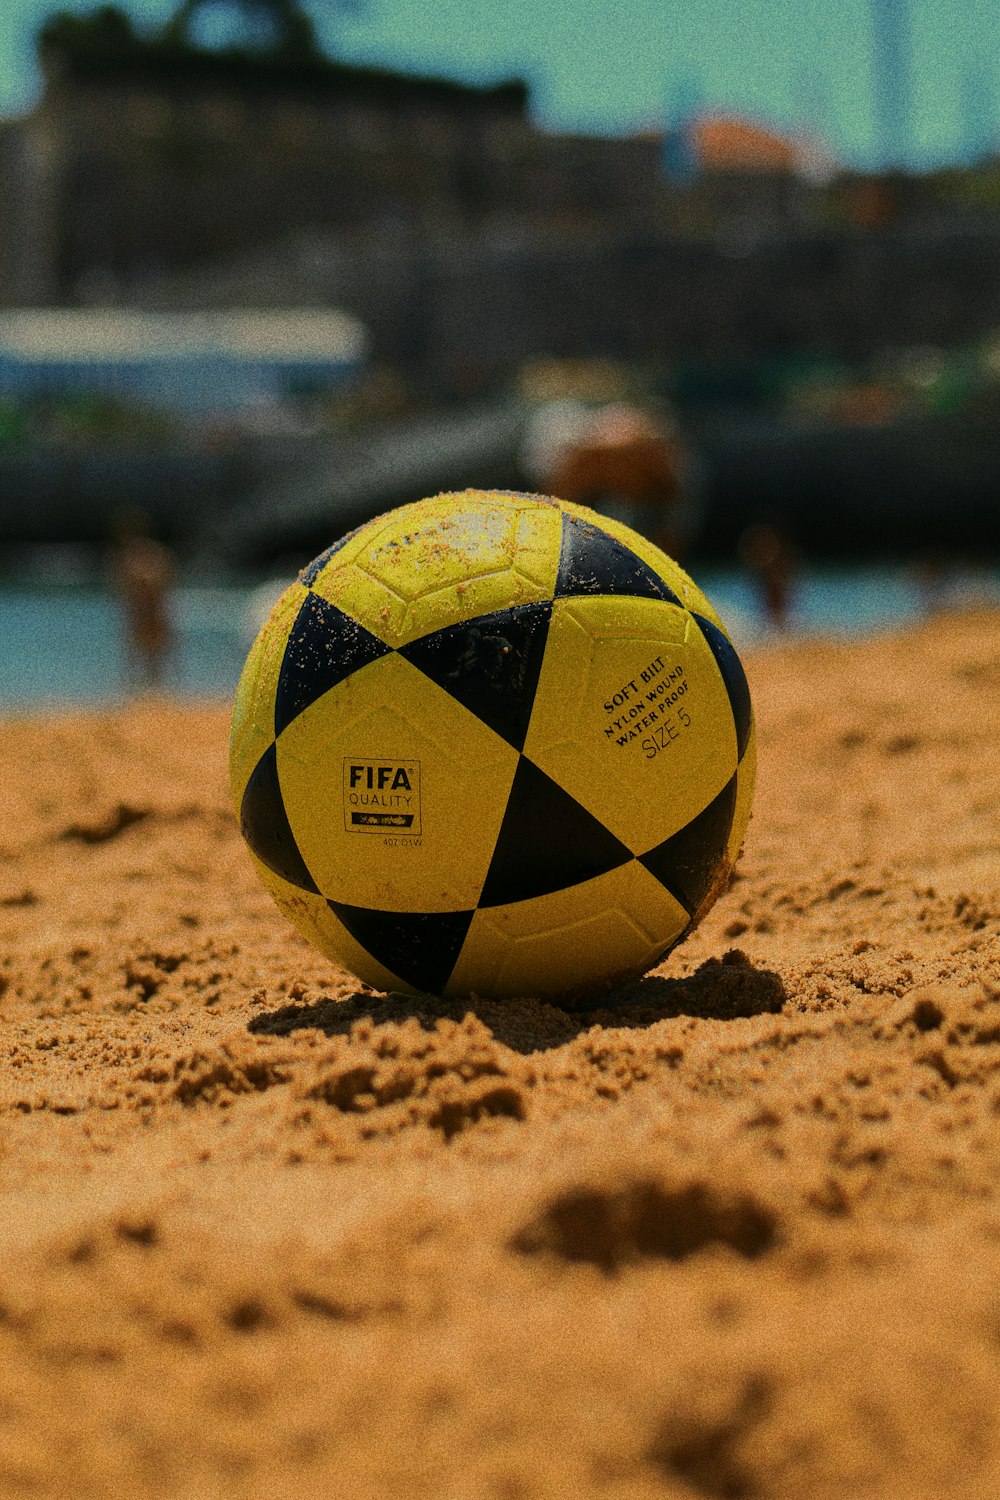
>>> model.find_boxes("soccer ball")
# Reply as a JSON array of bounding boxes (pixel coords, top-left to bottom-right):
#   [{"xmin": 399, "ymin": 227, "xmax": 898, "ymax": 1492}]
[{"xmin": 230, "ymin": 490, "xmax": 755, "ymax": 1002}]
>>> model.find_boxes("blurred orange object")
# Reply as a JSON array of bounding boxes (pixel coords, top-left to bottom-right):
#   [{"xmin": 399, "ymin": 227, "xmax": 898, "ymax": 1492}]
[
  {"xmin": 549, "ymin": 403, "xmax": 684, "ymax": 551},
  {"xmin": 693, "ymin": 117, "xmax": 799, "ymax": 172},
  {"xmin": 832, "ymin": 382, "xmax": 904, "ymax": 427}
]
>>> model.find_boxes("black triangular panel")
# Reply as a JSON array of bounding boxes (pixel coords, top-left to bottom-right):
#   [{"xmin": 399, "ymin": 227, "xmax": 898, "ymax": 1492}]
[
  {"xmin": 275, "ymin": 592, "xmax": 390, "ymax": 736},
  {"xmin": 478, "ymin": 757, "xmax": 632, "ymax": 908},
  {"xmin": 399, "ymin": 602, "xmax": 552, "ymax": 751},
  {"xmin": 240, "ymin": 743, "xmax": 319, "ymax": 894},
  {"xmin": 639, "ymin": 774, "xmax": 737, "ymax": 915},
  {"xmin": 692, "ymin": 614, "xmax": 752, "ymax": 761},
  {"xmin": 298, "ymin": 525, "xmax": 363, "ymax": 586},
  {"xmin": 554, "ymin": 512, "xmax": 680, "ymax": 604},
  {"xmin": 327, "ymin": 902, "xmax": 474, "ymax": 995}
]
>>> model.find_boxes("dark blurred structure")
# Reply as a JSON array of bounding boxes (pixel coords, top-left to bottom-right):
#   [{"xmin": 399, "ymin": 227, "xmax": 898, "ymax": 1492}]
[
  {"xmin": 1, "ymin": 1, "xmax": 1000, "ymax": 565},
  {"xmin": 0, "ymin": 0, "xmax": 653, "ymax": 318},
  {"xmin": 0, "ymin": 305, "xmax": 366, "ymax": 551},
  {"xmin": 4, "ymin": 2, "xmax": 1000, "ymax": 380}
]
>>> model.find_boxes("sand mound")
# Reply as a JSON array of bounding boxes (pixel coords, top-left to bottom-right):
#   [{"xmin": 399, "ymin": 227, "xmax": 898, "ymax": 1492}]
[{"xmin": 0, "ymin": 611, "xmax": 997, "ymax": 1497}]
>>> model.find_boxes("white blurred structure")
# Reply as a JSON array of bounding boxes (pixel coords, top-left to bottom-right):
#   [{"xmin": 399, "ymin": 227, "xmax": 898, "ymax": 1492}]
[{"xmin": 0, "ymin": 308, "xmax": 368, "ymax": 413}]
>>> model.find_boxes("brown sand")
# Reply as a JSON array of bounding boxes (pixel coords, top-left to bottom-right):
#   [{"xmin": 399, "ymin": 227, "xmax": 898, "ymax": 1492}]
[{"xmin": 1, "ymin": 610, "xmax": 998, "ymax": 1499}]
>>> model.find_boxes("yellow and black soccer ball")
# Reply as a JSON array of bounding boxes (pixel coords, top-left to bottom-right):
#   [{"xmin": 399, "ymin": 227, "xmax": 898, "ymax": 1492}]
[{"xmin": 230, "ymin": 490, "xmax": 755, "ymax": 1002}]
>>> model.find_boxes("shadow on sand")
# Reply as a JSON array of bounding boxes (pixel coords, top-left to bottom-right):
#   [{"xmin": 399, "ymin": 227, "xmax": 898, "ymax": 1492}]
[{"xmin": 247, "ymin": 949, "xmax": 787, "ymax": 1056}]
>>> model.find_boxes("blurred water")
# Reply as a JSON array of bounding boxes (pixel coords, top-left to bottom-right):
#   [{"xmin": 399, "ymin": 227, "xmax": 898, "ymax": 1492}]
[
  {"xmin": 0, "ymin": 584, "xmax": 251, "ymax": 708},
  {"xmin": 0, "ymin": 564, "xmax": 997, "ymax": 709}
]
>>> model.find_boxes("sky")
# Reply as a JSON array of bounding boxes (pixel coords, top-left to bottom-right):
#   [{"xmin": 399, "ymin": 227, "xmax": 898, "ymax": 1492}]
[{"xmin": 1, "ymin": 0, "xmax": 998, "ymax": 169}]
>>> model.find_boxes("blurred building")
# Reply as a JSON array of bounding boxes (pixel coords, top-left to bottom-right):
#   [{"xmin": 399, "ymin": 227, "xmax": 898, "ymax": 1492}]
[
  {"xmin": 2, "ymin": 1, "xmax": 1000, "ymax": 387},
  {"xmin": 0, "ymin": 1, "xmax": 663, "ymax": 306}
]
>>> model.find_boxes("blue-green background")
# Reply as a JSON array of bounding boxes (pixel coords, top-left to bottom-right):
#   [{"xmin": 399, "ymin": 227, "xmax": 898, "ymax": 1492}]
[{"xmin": 4, "ymin": 565, "xmax": 999, "ymax": 707}]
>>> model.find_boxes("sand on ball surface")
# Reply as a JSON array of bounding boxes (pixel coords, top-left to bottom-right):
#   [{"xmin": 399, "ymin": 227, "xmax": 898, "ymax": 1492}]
[{"xmin": 0, "ymin": 610, "xmax": 998, "ymax": 1499}]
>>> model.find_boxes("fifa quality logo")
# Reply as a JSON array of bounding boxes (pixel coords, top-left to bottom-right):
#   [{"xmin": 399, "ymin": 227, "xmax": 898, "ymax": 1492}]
[{"xmin": 343, "ymin": 760, "xmax": 422, "ymax": 836}]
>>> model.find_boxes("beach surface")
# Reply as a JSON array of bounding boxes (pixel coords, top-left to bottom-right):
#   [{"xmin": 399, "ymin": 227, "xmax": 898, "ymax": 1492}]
[{"xmin": 1, "ymin": 610, "xmax": 998, "ymax": 1499}]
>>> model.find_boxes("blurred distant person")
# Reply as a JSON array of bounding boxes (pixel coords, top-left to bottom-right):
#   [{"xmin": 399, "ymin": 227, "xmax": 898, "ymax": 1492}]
[
  {"xmin": 912, "ymin": 553, "xmax": 949, "ymax": 615},
  {"xmin": 537, "ymin": 403, "xmax": 690, "ymax": 556},
  {"xmin": 111, "ymin": 511, "xmax": 176, "ymax": 690},
  {"xmin": 739, "ymin": 522, "xmax": 798, "ymax": 631}
]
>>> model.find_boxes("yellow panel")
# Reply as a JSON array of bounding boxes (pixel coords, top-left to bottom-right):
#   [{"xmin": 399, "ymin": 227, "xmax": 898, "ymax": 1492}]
[
  {"xmin": 228, "ymin": 580, "xmax": 308, "ymax": 808},
  {"xmin": 249, "ymin": 854, "xmax": 405, "ymax": 992},
  {"xmin": 522, "ymin": 595, "xmax": 738, "ymax": 856},
  {"xmin": 276, "ymin": 652, "xmax": 519, "ymax": 912},
  {"xmin": 308, "ymin": 491, "xmax": 563, "ymax": 647},
  {"xmin": 727, "ymin": 728, "xmax": 758, "ymax": 865},
  {"xmin": 446, "ymin": 861, "xmax": 689, "ymax": 1002},
  {"xmin": 557, "ymin": 498, "xmax": 728, "ymax": 631}
]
